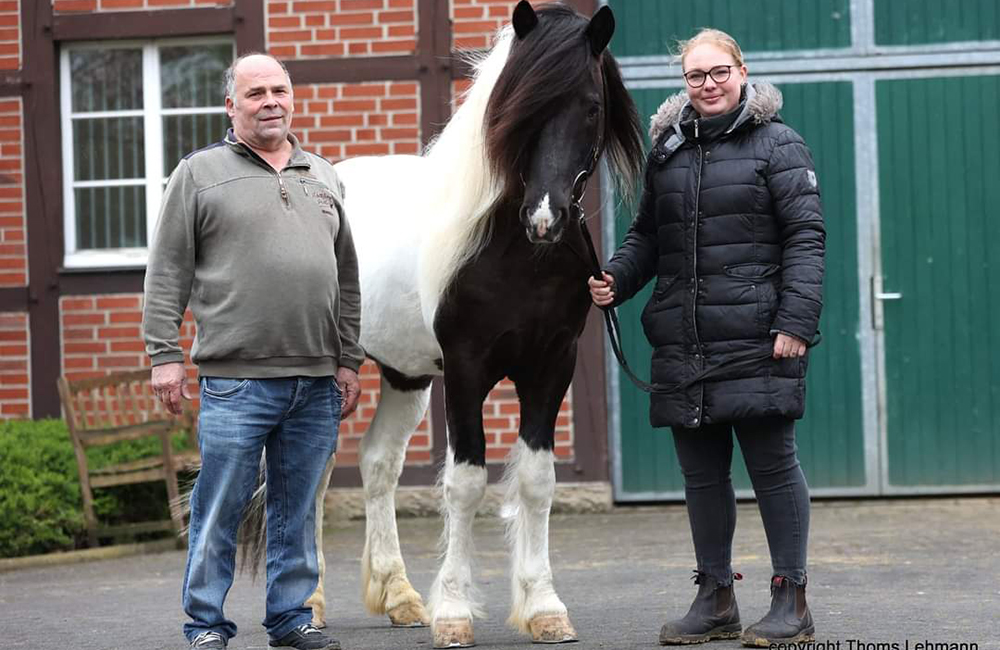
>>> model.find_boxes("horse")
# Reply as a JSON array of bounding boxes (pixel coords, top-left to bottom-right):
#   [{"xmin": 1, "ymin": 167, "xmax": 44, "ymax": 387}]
[{"xmin": 240, "ymin": 2, "xmax": 643, "ymax": 646}]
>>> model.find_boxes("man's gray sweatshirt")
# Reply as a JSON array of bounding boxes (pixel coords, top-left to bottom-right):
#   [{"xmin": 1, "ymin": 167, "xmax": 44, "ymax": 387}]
[{"xmin": 142, "ymin": 131, "xmax": 365, "ymax": 378}]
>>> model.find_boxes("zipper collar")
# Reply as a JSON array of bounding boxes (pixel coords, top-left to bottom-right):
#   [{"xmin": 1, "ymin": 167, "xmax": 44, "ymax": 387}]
[{"xmin": 224, "ymin": 128, "xmax": 312, "ymax": 172}]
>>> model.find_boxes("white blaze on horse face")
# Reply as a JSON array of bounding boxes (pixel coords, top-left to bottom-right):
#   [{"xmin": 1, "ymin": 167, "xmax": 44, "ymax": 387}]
[{"xmin": 528, "ymin": 193, "xmax": 554, "ymax": 238}]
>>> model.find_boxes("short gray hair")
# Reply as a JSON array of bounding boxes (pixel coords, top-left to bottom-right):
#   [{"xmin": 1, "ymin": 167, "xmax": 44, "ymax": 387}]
[{"xmin": 224, "ymin": 52, "xmax": 292, "ymax": 102}]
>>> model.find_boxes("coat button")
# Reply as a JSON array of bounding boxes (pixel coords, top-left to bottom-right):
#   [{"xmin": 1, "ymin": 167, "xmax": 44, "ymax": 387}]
[{"xmin": 692, "ymin": 417, "xmax": 700, "ymax": 426}]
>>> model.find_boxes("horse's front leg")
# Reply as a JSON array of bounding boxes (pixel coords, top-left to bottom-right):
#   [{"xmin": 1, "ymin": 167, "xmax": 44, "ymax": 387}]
[
  {"xmin": 359, "ymin": 372, "xmax": 433, "ymax": 627},
  {"xmin": 429, "ymin": 362, "xmax": 493, "ymax": 648},
  {"xmin": 305, "ymin": 452, "xmax": 337, "ymax": 628},
  {"xmin": 506, "ymin": 353, "xmax": 578, "ymax": 643}
]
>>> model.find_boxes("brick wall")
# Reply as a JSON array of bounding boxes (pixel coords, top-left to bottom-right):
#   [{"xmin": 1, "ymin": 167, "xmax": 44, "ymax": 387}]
[
  {"xmin": 267, "ymin": 0, "xmax": 417, "ymax": 59},
  {"xmin": 0, "ymin": 97, "xmax": 24, "ymax": 287},
  {"xmin": 0, "ymin": 312, "xmax": 29, "ymax": 418},
  {"xmin": 0, "ymin": 0, "xmax": 18, "ymax": 70},
  {"xmin": 292, "ymin": 81, "xmax": 420, "ymax": 162},
  {"xmin": 451, "ymin": 0, "xmax": 557, "ymax": 51},
  {"xmin": 52, "ymin": 0, "xmax": 230, "ymax": 12}
]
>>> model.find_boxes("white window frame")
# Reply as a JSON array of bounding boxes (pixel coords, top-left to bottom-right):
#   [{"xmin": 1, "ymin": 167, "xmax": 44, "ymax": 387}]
[{"xmin": 60, "ymin": 37, "xmax": 234, "ymax": 269}]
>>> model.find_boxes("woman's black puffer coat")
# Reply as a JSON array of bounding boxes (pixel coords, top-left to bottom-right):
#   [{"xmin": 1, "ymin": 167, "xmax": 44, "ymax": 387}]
[{"xmin": 606, "ymin": 83, "xmax": 825, "ymax": 429}]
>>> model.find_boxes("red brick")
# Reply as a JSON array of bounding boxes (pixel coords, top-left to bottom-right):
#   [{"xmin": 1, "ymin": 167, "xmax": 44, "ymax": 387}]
[
  {"xmin": 269, "ymin": 1, "xmax": 289, "ymax": 12},
  {"xmin": 0, "ymin": 329, "xmax": 24, "ymax": 341},
  {"xmin": 0, "ymin": 100, "xmax": 18, "ymax": 113},
  {"xmin": 387, "ymin": 25, "xmax": 416, "ymax": 38},
  {"xmin": 63, "ymin": 328, "xmax": 96, "ymax": 340},
  {"xmin": 61, "ymin": 297, "xmax": 95, "ymax": 310},
  {"xmin": 389, "ymin": 82, "xmax": 418, "ymax": 96},
  {"xmin": 65, "ymin": 342, "xmax": 108, "ymax": 354},
  {"xmin": 393, "ymin": 142, "xmax": 420, "ymax": 155},
  {"xmin": 347, "ymin": 42, "xmax": 369, "ymax": 55},
  {"xmin": 340, "ymin": 0, "xmax": 382, "ymax": 9},
  {"xmin": 0, "ymin": 344, "xmax": 26, "ymax": 355},
  {"xmin": 339, "ymin": 26, "xmax": 383, "ymax": 40},
  {"xmin": 53, "ymin": 0, "xmax": 98, "ymax": 11},
  {"xmin": 100, "ymin": 0, "xmax": 145, "ymax": 7},
  {"xmin": 62, "ymin": 313, "xmax": 106, "ymax": 326},
  {"xmin": 405, "ymin": 449, "xmax": 431, "ymax": 463},
  {"xmin": 0, "ymin": 360, "xmax": 26, "ymax": 371},
  {"xmin": 384, "ymin": 113, "xmax": 417, "ymax": 125},
  {"xmin": 270, "ymin": 30, "xmax": 314, "ymax": 43},
  {"xmin": 356, "ymin": 128, "xmax": 377, "ymax": 140},
  {"xmin": 269, "ymin": 46, "xmax": 297, "ymax": 58},
  {"xmin": 454, "ymin": 7, "xmax": 484, "ymax": 19},
  {"xmin": 1, "ymin": 402, "xmax": 29, "ymax": 415},
  {"xmin": 378, "ymin": 10, "xmax": 413, "ymax": 22},
  {"xmin": 0, "ymin": 373, "xmax": 28, "ymax": 385},
  {"xmin": 269, "ymin": 16, "xmax": 303, "ymax": 28},
  {"xmin": 301, "ymin": 44, "xmax": 347, "ymax": 57},
  {"xmin": 371, "ymin": 40, "xmax": 416, "ymax": 54},
  {"xmin": 109, "ymin": 311, "xmax": 142, "ymax": 323},
  {"xmin": 308, "ymin": 130, "xmax": 353, "ymax": 143},
  {"xmin": 454, "ymin": 20, "xmax": 499, "ymax": 34},
  {"xmin": 345, "ymin": 143, "xmax": 390, "ymax": 156},
  {"xmin": 291, "ymin": 0, "xmax": 336, "ymax": 10},
  {"xmin": 454, "ymin": 36, "xmax": 490, "ymax": 50},
  {"xmin": 314, "ymin": 29, "xmax": 337, "ymax": 40},
  {"xmin": 110, "ymin": 340, "xmax": 147, "ymax": 353},
  {"xmin": 342, "ymin": 84, "xmax": 386, "ymax": 98},
  {"xmin": 305, "ymin": 14, "xmax": 326, "ymax": 26},
  {"xmin": 97, "ymin": 356, "xmax": 142, "ymax": 368},
  {"xmin": 335, "ymin": 99, "xmax": 378, "ymax": 112},
  {"xmin": 95, "ymin": 296, "xmax": 140, "ymax": 309},
  {"xmin": 367, "ymin": 114, "xmax": 388, "ymax": 126},
  {"xmin": 0, "ymin": 272, "xmax": 26, "ymax": 285},
  {"xmin": 329, "ymin": 12, "xmax": 374, "ymax": 25},
  {"xmin": 381, "ymin": 127, "xmax": 418, "ymax": 139},
  {"xmin": 98, "ymin": 326, "xmax": 141, "ymax": 338}
]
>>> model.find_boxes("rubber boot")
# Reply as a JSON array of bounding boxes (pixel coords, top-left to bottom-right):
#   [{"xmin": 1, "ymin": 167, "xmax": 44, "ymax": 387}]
[
  {"xmin": 741, "ymin": 576, "xmax": 815, "ymax": 647},
  {"xmin": 659, "ymin": 571, "xmax": 742, "ymax": 645}
]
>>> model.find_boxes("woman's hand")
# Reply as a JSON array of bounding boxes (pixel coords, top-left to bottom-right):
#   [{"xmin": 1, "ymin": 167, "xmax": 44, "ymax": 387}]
[
  {"xmin": 773, "ymin": 332, "xmax": 807, "ymax": 359},
  {"xmin": 588, "ymin": 272, "xmax": 616, "ymax": 307}
]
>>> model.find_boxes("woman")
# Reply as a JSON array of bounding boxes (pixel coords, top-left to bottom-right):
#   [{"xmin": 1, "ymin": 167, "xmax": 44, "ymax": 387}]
[{"xmin": 589, "ymin": 29, "xmax": 824, "ymax": 647}]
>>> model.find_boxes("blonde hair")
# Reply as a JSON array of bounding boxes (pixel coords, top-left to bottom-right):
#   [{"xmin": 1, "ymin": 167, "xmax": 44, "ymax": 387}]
[{"xmin": 676, "ymin": 28, "xmax": 745, "ymax": 70}]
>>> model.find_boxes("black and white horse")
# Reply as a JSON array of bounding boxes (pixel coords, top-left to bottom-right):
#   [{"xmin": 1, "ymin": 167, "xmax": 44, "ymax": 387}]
[{"xmin": 246, "ymin": 2, "xmax": 643, "ymax": 646}]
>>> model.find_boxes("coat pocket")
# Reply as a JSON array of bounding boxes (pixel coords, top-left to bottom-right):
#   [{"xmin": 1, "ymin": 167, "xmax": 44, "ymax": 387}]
[{"xmin": 723, "ymin": 264, "xmax": 782, "ymax": 335}]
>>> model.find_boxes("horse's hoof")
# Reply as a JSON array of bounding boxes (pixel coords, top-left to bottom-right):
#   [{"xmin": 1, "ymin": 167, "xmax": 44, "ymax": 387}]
[
  {"xmin": 389, "ymin": 601, "xmax": 430, "ymax": 627},
  {"xmin": 433, "ymin": 618, "xmax": 475, "ymax": 648},
  {"xmin": 529, "ymin": 614, "xmax": 579, "ymax": 644}
]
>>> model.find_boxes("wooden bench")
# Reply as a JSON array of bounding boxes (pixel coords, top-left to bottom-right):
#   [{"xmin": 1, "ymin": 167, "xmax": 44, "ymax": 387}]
[{"xmin": 57, "ymin": 369, "xmax": 199, "ymax": 547}]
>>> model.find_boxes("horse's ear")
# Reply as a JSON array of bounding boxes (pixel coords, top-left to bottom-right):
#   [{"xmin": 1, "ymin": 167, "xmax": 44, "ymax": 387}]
[
  {"xmin": 512, "ymin": 1, "xmax": 538, "ymax": 39},
  {"xmin": 585, "ymin": 5, "xmax": 615, "ymax": 55}
]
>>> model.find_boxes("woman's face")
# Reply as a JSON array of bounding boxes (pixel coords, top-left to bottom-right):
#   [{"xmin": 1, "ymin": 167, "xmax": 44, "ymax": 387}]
[{"xmin": 682, "ymin": 43, "xmax": 747, "ymax": 117}]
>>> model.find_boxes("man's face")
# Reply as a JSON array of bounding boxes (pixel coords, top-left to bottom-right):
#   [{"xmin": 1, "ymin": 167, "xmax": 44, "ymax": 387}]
[{"xmin": 226, "ymin": 55, "xmax": 294, "ymax": 150}]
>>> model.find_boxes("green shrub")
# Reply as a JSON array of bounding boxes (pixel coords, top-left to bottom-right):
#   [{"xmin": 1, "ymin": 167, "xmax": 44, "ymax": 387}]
[{"xmin": 0, "ymin": 419, "xmax": 196, "ymax": 558}]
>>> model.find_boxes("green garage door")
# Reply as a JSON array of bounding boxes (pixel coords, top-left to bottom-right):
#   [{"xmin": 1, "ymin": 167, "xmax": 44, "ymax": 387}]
[
  {"xmin": 614, "ymin": 81, "xmax": 866, "ymax": 498},
  {"xmin": 877, "ymin": 74, "xmax": 1000, "ymax": 489}
]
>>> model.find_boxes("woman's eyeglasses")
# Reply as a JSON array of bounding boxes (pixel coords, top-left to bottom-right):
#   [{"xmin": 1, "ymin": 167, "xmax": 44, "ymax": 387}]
[{"xmin": 683, "ymin": 64, "xmax": 739, "ymax": 88}]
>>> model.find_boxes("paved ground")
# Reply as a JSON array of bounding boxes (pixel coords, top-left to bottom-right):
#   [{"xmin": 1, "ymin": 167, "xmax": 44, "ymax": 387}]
[{"xmin": 2, "ymin": 498, "xmax": 998, "ymax": 650}]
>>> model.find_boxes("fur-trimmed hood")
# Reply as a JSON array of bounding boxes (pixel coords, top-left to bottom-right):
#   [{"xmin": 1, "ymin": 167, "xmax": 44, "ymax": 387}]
[{"xmin": 648, "ymin": 82, "xmax": 784, "ymax": 144}]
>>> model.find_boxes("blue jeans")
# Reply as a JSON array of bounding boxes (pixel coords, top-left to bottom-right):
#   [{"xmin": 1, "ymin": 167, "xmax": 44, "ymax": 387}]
[
  {"xmin": 182, "ymin": 376, "xmax": 341, "ymax": 643},
  {"xmin": 670, "ymin": 416, "xmax": 810, "ymax": 586}
]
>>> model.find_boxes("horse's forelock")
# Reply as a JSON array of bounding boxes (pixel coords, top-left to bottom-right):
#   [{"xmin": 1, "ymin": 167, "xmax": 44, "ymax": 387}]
[{"xmin": 484, "ymin": 5, "xmax": 594, "ymax": 199}]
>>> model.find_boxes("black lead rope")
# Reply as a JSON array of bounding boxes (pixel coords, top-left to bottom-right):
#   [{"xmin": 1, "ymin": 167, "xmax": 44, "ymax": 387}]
[{"xmin": 572, "ymin": 189, "xmax": 820, "ymax": 395}]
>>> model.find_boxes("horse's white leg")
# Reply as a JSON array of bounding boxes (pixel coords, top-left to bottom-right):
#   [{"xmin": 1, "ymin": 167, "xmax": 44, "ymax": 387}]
[
  {"xmin": 429, "ymin": 449, "xmax": 487, "ymax": 648},
  {"xmin": 360, "ymin": 375, "xmax": 433, "ymax": 626},
  {"xmin": 305, "ymin": 452, "xmax": 337, "ymax": 628},
  {"xmin": 504, "ymin": 439, "xmax": 577, "ymax": 643}
]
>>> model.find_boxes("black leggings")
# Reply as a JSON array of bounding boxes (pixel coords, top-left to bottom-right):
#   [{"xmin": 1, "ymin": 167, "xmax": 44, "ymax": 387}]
[{"xmin": 670, "ymin": 416, "xmax": 809, "ymax": 586}]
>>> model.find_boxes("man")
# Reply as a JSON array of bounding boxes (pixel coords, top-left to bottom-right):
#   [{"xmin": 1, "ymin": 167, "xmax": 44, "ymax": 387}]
[{"xmin": 142, "ymin": 53, "xmax": 363, "ymax": 650}]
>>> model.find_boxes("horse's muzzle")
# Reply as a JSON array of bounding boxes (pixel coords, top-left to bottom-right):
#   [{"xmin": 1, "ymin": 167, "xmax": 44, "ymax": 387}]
[{"xmin": 521, "ymin": 204, "xmax": 568, "ymax": 244}]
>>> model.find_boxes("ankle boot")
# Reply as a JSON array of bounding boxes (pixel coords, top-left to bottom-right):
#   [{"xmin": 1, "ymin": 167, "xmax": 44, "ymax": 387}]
[
  {"xmin": 741, "ymin": 576, "xmax": 815, "ymax": 647},
  {"xmin": 658, "ymin": 571, "xmax": 742, "ymax": 645}
]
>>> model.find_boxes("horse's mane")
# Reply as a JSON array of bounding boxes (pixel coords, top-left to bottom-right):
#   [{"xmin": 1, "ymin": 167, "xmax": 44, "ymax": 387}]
[{"xmin": 418, "ymin": 4, "xmax": 643, "ymax": 325}]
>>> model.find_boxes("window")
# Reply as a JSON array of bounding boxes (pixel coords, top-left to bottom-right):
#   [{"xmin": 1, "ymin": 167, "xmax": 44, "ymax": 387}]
[{"xmin": 60, "ymin": 38, "xmax": 234, "ymax": 268}]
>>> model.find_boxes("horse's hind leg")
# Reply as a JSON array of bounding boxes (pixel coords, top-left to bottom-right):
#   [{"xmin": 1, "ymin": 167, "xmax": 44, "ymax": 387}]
[
  {"xmin": 360, "ymin": 371, "xmax": 433, "ymax": 627},
  {"xmin": 429, "ymin": 363, "xmax": 492, "ymax": 648},
  {"xmin": 305, "ymin": 452, "xmax": 337, "ymax": 628},
  {"xmin": 506, "ymin": 355, "xmax": 578, "ymax": 643}
]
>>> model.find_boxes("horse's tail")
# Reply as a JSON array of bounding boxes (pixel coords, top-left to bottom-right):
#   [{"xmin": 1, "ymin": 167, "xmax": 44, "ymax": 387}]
[{"xmin": 237, "ymin": 453, "xmax": 268, "ymax": 581}]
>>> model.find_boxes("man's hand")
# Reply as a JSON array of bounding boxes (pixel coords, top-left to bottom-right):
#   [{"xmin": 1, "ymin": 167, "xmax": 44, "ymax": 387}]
[
  {"xmin": 151, "ymin": 362, "xmax": 193, "ymax": 415},
  {"xmin": 773, "ymin": 332, "xmax": 807, "ymax": 359},
  {"xmin": 336, "ymin": 367, "xmax": 361, "ymax": 418}
]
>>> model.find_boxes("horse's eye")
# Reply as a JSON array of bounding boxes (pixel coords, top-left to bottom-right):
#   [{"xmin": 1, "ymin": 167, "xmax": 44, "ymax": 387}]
[{"xmin": 587, "ymin": 105, "xmax": 600, "ymax": 120}]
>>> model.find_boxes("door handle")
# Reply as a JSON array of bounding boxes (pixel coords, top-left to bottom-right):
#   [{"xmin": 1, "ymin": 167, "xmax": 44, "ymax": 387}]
[
  {"xmin": 874, "ymin": 292, "xmax": 902, "ymax": 300},
  {"xmin": 871, "ymin": 276, "xmax": 901, "ymax": 330}
]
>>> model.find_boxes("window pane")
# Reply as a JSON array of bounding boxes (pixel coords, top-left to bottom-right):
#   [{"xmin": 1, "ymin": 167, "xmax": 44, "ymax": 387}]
[
  {"xmin": 73, "ymin": 117, "xmax": 145, "ymax": 181},
  {"xmin": 70, "ymin": 49, "xmax": 143, "ymax": 113},
  {"xmin": 162, "ymin": 113, "xmax": 229, "ymax": 173},
  {"xmin": 74, "ymin": 186, "xmax": 146, "ymax": 250},
  {"xmin": 160, "ymin": 43, "xmax": 233, "ymax": 109}
]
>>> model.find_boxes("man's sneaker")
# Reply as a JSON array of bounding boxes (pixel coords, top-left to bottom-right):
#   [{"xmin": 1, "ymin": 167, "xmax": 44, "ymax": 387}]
[
  {"xmin": 269, "ymin": 624, "xmax": 341, "ymax": 650},
  {"xmin": 190, "ymin": 631, "xmax": 227, "ymax": 649}
]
